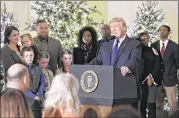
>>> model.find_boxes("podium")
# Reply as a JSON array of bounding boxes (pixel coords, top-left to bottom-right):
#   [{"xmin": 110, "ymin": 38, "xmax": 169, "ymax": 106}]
[{"xmin": 70, "ymin": 65, "xmax": 138, "ymax": 117}]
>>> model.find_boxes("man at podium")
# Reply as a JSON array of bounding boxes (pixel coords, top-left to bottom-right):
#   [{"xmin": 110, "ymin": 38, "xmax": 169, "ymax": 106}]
[
  {"xmin": 90, "ymin": 17, "xmax": 142, "ymax": 77},
  {"xmin": 89, "ymin": 17, "xmax": 142, "ymax": 110}
]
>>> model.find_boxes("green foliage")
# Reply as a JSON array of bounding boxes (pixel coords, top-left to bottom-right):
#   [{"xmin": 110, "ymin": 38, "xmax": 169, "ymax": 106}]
[{"xmin": 27, "ymin": 1, "xmax": 102, "ymax": 50}]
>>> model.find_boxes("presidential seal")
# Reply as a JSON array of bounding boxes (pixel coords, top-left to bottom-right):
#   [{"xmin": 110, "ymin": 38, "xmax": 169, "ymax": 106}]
[{"xmin": 80, "ymin": 70, "xmax": 99, "ymax": 93}]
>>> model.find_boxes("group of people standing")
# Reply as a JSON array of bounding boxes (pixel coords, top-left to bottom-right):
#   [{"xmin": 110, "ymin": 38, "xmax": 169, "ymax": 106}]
[{"xmin": 1, "ymin": 16, "xmax": 179, "ymax": 118}]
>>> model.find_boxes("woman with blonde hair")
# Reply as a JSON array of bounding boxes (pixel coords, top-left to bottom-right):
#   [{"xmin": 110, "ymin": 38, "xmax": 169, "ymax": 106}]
[
  {"xmin": 0, "ymin": 88, "xmax": 32, "ymax": 118},
  {"xmin": 42, "ymin": 73, "xmax": 80, "ymax": 118}
]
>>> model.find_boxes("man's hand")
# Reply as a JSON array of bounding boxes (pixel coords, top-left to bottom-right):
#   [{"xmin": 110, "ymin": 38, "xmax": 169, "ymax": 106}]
[
  {"xmin": 147, "ymin": 75, "xmax": 153, "ymax": 86},
  {"xmin": 120, "ymin": 66, "xmax": 129, "ymax": 76},
  {"xmin": 34, "ymin": 96, "xmax": 40, "ymax": 101}
]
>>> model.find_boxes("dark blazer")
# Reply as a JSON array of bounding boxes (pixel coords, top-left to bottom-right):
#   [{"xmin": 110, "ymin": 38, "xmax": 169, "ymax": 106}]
[
  {"xmin": 73, "ymin": 45, "xmax": 98, "ymax": 64},
  {"xmin": 90, "ymin": 36, "xmax": 142, "ymax": 75},
  {"xmin": 1, "ymin": 45, "xmax": 23, "ymax": 73},
  {"xmin": 151, "ymin": 40, "xmax": 179, "ymax": 86}
]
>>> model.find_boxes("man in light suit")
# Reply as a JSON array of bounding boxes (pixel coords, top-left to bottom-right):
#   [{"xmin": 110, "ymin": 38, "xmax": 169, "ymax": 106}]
[
  {"xmin": 89, "ymin": 17, "xmax": 142, "ymax": 108},
  {"xmin": 151, "ymin": 25, "xmax": 179, "ymax": 116}
]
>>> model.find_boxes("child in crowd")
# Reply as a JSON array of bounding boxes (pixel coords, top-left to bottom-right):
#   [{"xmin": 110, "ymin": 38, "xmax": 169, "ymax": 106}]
[
  {"xmin": 56, "ymin": 50, "xmax": 72, "ymax": 75},
  {"xmin": 37, "ymin": 51, "xmax": 53, "ymax": 93},
  {"xmin": 21, "ymin": 46, "xmax": 45, "ymax": 101},
  {"xmin": 20, "ymin": 33, "xmax": 39, "ymax": 64}
]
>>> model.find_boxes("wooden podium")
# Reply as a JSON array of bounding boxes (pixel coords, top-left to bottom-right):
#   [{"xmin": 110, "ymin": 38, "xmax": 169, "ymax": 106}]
[{"xmin": 70, "ymin": 65, "xmax": 138, "ymax": 117}]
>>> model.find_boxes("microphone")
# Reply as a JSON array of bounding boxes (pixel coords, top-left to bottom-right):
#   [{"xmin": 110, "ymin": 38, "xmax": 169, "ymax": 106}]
[{"xmin": 95, "ymin": 35, "xmax": 115, "ymax": 64}]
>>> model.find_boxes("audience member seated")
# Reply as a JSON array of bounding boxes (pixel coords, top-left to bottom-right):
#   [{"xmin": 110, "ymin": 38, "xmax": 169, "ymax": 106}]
[
  {"xmin": 0, "ymin": 88, "xmax": 32, "ymax": 117},
  {"xmin": 1, "ymin": 63, "xmax": 43, "ymax": 118},
  {"xmin": 108, "ymin": 106, "xmax": 141, "ymax": 118},
  {"xmin": 56, "ymin": 50, "xmax": 72, "ymax": 75},
  {"xmin": 42, "ymin": 73, "xmax": 80, "ymax": 118}
]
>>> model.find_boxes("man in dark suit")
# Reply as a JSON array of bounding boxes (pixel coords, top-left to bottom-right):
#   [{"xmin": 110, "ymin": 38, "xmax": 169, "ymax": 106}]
[
  {"xmin": 1, "ymin": 64, "xmax": 43, "ymax": 118},
  {"xmin": 151, "ymin": 25, "xmax": 179, "ymax": 116},
  {"xmin": 90, "ymin": 17, "xmax": 142, "ymax": 76},
  {"xmin": 90, "ymin": 17, "xmax": 142, "ymax": 108},
  {"xmin": 98, "ymin": 23, "xmax": 111, "ymax": 45}
]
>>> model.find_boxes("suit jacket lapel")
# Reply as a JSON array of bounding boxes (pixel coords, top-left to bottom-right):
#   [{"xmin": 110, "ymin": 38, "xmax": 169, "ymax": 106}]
[
  {"xmin": 113, "ymin": 37, "xmax": 129, "ymax": 65},
  {"xmin": 108, "ymin": 40, "xmax": 115, "ymax": 65},
  {"xmin": 163, "ymin": 39, "xmax": 171, "ymax": 58},
  {"xmin": 156, "ymin": 40, "xmax": 160, "ymax": 51}
]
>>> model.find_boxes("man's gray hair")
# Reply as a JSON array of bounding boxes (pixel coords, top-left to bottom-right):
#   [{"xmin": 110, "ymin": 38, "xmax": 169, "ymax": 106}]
[{"xmin": 6, "ymin": 64, "xmax": 28, "ymax": 81}]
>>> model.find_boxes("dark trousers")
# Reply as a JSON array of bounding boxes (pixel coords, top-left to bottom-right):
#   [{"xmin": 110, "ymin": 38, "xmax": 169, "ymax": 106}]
[{"xmin": 140, "ymin": 84, "xmax": 157, "ymax": 118}]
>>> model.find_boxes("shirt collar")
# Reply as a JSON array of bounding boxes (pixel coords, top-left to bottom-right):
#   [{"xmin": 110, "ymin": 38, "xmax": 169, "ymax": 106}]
[
  {"xmin": 160, "ymin": 39, "xmax": 169, "ymax": 46},
  {"xmin": 114, "ymin": 34, "xmax": 126, "ymax": 44}
]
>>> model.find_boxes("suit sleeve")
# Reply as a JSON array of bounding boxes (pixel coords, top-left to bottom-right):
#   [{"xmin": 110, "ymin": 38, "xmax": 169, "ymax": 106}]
[
  {"xmin": 73, "ymin": 48, "xmax": 77, "ymax": 64},
  {"xmin": 1, "ymin": 48, "xmax": 16, "ymax": 72},
  {"xmin": 151, "ymin": 48, "xmax": 161, "ymax": 83},
  {"xmin": 174, "ymin": 45, "xmax": 179, "ymax": 69},
  {"xmin": 57, "ymin": 40, "xmax": 63, "ymax": 68},
  {"xmin": 125, "ymin": 43, "xmax": 142, "ymax": 74},
  {"xmin": 88, "ymin": 43, "xmax": 102, "ymax": 65}
]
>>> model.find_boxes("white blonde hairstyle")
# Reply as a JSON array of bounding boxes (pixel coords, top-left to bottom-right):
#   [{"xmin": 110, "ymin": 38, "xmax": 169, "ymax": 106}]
[{"xmin": 44, "ymin": 73, "xmax": 80, "ymax": 115}]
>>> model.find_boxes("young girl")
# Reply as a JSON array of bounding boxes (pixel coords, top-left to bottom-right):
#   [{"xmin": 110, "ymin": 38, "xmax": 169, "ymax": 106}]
[
  {"xmin": 56, "ymin": 50, "xmax": 72, "ymax": 75},
  {"xmin": 37, "ymin": 51, "xmax": 54, "ymax": 93},
  {"xmin": 20, "ymin": 33, "xmax": 39, "ymax": 65}
]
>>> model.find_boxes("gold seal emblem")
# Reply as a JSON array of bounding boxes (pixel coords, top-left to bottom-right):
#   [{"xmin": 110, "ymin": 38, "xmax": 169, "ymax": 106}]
[{"xmin": 80, "ymin": 70, "xmax": 99, "ymax": 93}]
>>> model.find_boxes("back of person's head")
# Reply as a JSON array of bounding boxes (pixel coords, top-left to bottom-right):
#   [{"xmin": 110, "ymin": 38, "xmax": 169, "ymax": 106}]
[
  {"xmin": 6, "ymin": 64, "xmax": 29, "ymax": 91},
  {"xmin": 108, "ymin": 106, "xmax": 141, "ymax": 118},
  {"xmin": 43, "ymin": 73, "xmax": 80, "ymax": 117},
  {"xmin": 0, "ymin": 88, "xmax": 32, "ymax": 117}
]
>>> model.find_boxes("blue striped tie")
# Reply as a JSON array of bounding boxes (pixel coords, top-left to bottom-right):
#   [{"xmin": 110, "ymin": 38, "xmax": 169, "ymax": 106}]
[{"xmin": 111, "ymin": 40, "xmax": 119, "ymax": 65}]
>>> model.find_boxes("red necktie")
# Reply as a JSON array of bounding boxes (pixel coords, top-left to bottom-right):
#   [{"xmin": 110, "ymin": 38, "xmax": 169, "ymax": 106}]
[{"xmin": 161, "ymin": 43, "xmax": 165, "ymax": 57}]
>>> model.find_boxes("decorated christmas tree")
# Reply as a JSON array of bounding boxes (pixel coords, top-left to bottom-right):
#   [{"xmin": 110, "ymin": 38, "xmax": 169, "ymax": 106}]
[
  {"xmin": 26, "ymin": 1, "xmax": 102, "ymax": 50},
  {"xmin": 128, "ymin": 1, "xmax": 165, "ymax": 43},
  {"xmin": 1, "ymin": 3, "xmax": 19, "ymax": 47}
]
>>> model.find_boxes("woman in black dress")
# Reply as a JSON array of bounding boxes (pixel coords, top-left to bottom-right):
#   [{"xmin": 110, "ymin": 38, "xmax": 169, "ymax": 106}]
[
  {"xmin": 137, "ymin": 32, "xmax": 161, "ymax": 118},
  {"xmin": 73, "ymin": 26, "xmax": 98, "ymax": 64}
]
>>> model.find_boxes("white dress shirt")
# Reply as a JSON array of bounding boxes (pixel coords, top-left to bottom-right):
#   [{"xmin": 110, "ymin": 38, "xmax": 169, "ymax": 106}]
[
  {"xmin": 160, "ymin": 39, "xmax": 169, "ymax": 52},
  {"xmin": 112, "ymin": 34, "xmax": 126, "ymax": 49}
]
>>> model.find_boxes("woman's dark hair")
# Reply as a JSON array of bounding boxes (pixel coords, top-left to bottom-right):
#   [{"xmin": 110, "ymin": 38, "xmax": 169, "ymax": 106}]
[
  {"xmin": 136, "ymin": 32, "xmax": 149, "ymax": 42},
  {"xmin": 77, "ymin": 26, "xmax": 98, "ymax": 47},
  {"xmin": 0, "ymin": 88, "xmax": 32, "ymax": 117},
  {"xmin": 4, "ymin": 26, "xmax": 19, "ymax": 44},
  {"xmin": 108, "ymin": 106, "xmax": 141, "ymax": 118}
]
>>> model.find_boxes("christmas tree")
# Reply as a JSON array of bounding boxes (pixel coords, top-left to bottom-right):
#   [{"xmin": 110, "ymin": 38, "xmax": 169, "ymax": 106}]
[
  {"xmin": 128, "ymin": 1, "xmax": 165, "ymax": 43},
  {"xmin": 26, "ymin": 1, "xmax": 102, "ymax": 50},
  {"xmin": 1, "ymin": 3, "xmax": 19, "ymax": 47}
]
